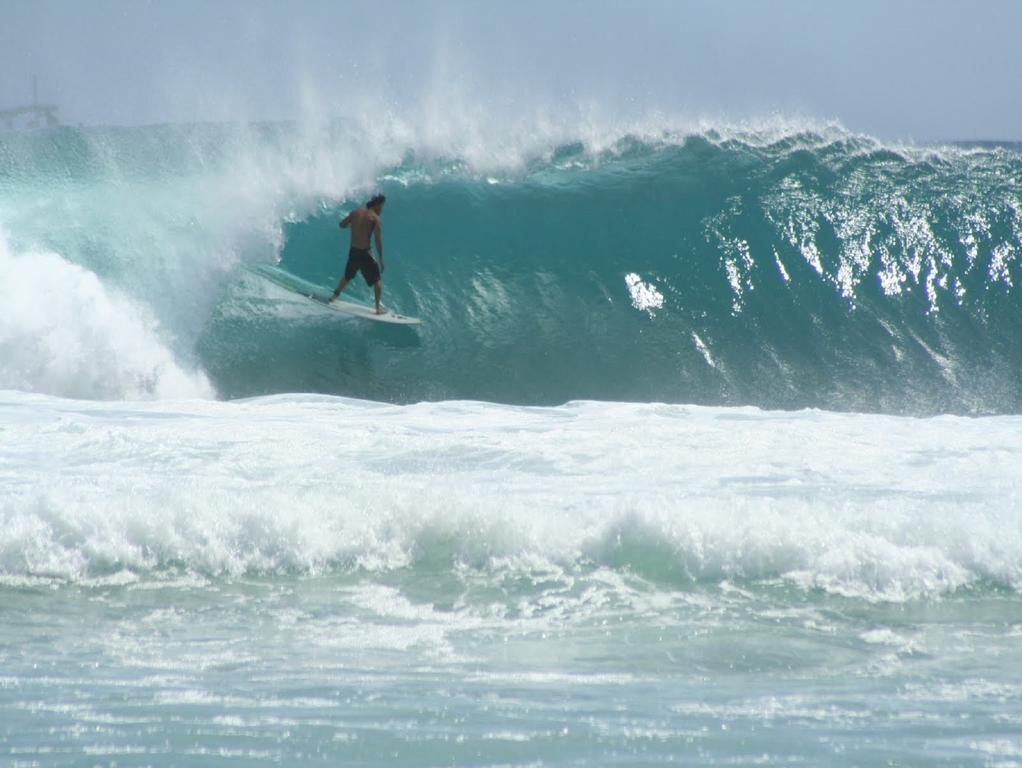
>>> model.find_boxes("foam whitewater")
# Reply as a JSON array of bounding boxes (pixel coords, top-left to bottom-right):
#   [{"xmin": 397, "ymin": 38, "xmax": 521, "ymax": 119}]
[
  {"xmin": 2, "ymin": 389, "xmax": 1021, "ymax": 766},
  {"xmin": 2, "ymin": 390, "xmax": 1020, "ymax": 600},
  {"xmin": 1, "ymin": 119, "xmax": 1020, "ymax": 413}
]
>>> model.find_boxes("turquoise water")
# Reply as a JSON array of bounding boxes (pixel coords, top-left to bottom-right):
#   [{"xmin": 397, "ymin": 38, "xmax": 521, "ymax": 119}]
[
  {"xmin": 1, "ymin": 120, "xmax": 1021, "ymax": 766},
  {"xmin": 2, "ymin": 122, "xmax": 1020, "ymax": 411}
]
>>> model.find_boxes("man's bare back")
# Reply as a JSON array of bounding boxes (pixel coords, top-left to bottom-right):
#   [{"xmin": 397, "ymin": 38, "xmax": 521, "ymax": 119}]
[{"xmin": 342, "ymin": 207, "xmax": 382, "ymax": 251}]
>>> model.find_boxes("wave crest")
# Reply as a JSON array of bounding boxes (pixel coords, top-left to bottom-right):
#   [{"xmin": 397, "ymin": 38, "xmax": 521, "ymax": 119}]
[{"xmin": 0, "ymin": 232, "xmax": 214, "ymax": 399}]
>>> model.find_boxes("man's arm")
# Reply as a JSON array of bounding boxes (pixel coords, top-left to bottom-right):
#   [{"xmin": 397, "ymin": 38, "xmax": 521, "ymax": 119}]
[
  {"xmin": 374, "ymin": 219, "xmax": 384, "ymax": 272},
  {"xmin": 339, "ymin": 213, "xmax": 352, "ymax": 229}
]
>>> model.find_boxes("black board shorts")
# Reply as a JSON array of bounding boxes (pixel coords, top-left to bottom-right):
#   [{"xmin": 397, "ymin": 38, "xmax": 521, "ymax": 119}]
[{"xmin": 344, "ymin": 247, "xmax": 381, "ymax": 286}]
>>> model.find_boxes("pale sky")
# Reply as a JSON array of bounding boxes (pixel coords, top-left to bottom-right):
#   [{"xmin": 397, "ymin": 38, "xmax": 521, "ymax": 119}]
[{"xmin": 1, "ymin": 0, "xmax": 1020, "ymax": 140}]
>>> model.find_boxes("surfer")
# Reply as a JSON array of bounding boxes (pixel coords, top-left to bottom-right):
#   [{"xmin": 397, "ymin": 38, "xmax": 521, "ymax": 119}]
[{"xmin": 331, "ymin": 194, "xmax": 386, "ymax": 314}]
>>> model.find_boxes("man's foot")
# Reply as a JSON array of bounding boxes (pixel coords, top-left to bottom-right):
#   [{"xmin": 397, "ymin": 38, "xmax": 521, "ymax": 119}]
[{"xmin": 375, "ymin": 306, "xmax": 387, "ymax": 315}]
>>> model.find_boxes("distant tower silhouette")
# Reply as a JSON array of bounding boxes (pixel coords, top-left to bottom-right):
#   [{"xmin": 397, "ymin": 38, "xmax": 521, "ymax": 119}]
[{"xmin": 0, "ymin": 76, "xmax": 60, "ymax": 129}]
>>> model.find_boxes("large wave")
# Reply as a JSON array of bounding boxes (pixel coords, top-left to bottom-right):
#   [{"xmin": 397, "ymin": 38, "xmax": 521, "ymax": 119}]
[{"xmin": 1, "ymin": 119, "xmax": 1019, "ymax": 412}]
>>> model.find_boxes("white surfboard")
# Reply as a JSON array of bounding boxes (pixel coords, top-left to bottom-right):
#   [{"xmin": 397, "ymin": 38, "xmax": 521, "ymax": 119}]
[
  {"xmin": 307, "ymin": 294, "xmax": 422, "ymax": 325},
  {"xmin": 247, "ymin": 264, "xmax": 423, "ymax": 325}
]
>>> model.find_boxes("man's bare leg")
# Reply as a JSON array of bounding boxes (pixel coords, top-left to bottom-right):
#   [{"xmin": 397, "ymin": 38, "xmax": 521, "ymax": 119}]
[
  {"xmin": 374, "ymin": 279, "xmax": 385, "ymax": 314},
  {"xmin": 330, "ymin": 277, "xmax": 349, "ymax": 302}
]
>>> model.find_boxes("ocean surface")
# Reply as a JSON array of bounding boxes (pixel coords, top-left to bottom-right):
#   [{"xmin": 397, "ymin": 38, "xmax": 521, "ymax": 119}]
[{"xmin": 1, "ymin": 119, "xmax": 1021, "ymax": 766}]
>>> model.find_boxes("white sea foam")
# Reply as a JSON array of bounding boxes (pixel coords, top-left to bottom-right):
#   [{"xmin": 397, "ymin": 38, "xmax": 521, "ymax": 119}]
[
  {"xmin": 624, "ymin": 273, "xmax": 664, "ymax": 315},
  {"xmin": 0, "ymin": 391, "xmax": 1019, "ymax": 600},
  {"xmin": 0, "ymin": 232, "xmax": 214, "ymax": 400}
]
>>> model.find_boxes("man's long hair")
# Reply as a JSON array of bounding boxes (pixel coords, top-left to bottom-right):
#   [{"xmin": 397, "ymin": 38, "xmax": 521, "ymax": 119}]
[{"xmin": 366, "ymin": 194, "xmax": 386, "ymax": 210}]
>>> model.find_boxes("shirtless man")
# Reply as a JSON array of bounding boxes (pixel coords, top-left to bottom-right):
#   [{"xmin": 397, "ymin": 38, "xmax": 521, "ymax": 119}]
[{"xmin": 331, "ymin": 194, "xmax": 386, "ymax": 314}]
